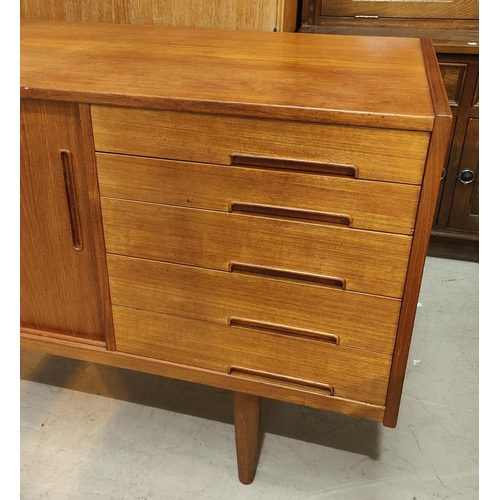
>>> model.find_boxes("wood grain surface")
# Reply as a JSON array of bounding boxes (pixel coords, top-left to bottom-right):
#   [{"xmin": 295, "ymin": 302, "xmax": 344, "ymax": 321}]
[
  {"xmin": 96, "ymin": 153, "xmax": 420, "ymax": 234},
  {"xmin": 234, "ymin": 392, "xmax": 261, "ymax": 484},
  {"xmin": 101, "ymin": 198, "xmax": 412, "ymax": 298},
  {"xmin": 112, "ymin": 305, "xmax": 392, "ymax": 405},
  {"xmin": 106, "ymin": 254, "xmax": 401, "ymax": 354},
  {"xmin": 383, "ymin": 38, "xmax": 453, "ymax": 427},
  {"xmin": 92, "ymin": 107, "xmax": 430, "ymax": 185},
  {"xmin": 21, "ymin": 20, "xmax": 435, "ymax": 130},
  {"xmin": 21, "ymin": 99, "xmax": 114, "ymax": 345},
  {"xmin": 21, "ymin": 331, "xmax": 386, "ymax": 422},
  {"xmin": 20, "ymin": 0, "xmax": 298, "ymax": 32}
]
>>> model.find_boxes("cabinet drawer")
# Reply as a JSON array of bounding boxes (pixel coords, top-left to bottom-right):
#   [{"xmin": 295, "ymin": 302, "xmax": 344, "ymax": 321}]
[
  {"xmin": 91, "ymin": 106, "xmax": 429, "ymax": 185},
  {"xmin": 101, "ymin": 198, "xmax": 412, "ymax": 298},
  {"xmin": 97, "ymin": 153, "xmax": 420, "ymax": 235},
  {"xmin": 113, "ymin": 305, "xmax": 392, "ymax": 405},
  {"xmin": 107, "ymin": 254, "xmax": 401, "ymax": 354}
]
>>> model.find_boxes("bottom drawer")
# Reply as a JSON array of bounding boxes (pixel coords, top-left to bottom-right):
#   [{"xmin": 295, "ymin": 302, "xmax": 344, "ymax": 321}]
[{"xmin": 113, "ymin": 305, "xmax": 392, "ymax": 405}]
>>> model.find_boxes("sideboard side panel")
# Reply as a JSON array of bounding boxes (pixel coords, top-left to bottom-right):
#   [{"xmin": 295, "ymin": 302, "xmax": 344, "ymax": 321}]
[{"xmin": 383, "ymin": 38, "xmax": 452, "ymax": 427}]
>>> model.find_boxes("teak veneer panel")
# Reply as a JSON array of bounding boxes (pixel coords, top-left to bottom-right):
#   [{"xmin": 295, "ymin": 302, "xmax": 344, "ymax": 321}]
[
  {"xmin": 383, "ymin": 38, "xmax": 453, "ymax": 427},
  {"xmin": 101, "ymin": 198, "xmax": 412, "ymax": 298},
  {"xmin": 112, "ymin": 305, "xmax": 392, "ymax": 405},
  {"xmin": 21, "ymin": 20, "xmax": 435, "ymax": 130},
  {"xmin": 20, "ymin": 99, "xmax": 113, "ymax": 345},
  {"xmin": 107, "ymin": 254, "xmax": 401, "ymax": 354},
  {"xmin": 92, "ymin": 106, "xmax": 430, "ymax": 185},
  {"xmin": 21, "ymin": 0, "xmax": 298, "ymax": 32},
  {"xmin": 96, "ymin": 153, "xmax": 420, "ymax": 235}
]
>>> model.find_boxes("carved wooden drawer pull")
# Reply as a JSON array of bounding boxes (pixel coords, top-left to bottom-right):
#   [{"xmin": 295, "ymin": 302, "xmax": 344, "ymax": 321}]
[
  {"xmin": 231, "ymin": 153, "xmax": 359, "ymax": 178},
  {"xmin": 228, "ymin": 317, "xmax": 340, "ymax": 345},
  {"xmin": 229, "ymin": 202, "xmax": 353, "ymax": 227},
  {"xmin": 229, "ymin": 262, "xmax": 346, "ymax": 289},
  {"xmin": 227, "ymin": 366, "xmax": 335, "ymax": 396}
]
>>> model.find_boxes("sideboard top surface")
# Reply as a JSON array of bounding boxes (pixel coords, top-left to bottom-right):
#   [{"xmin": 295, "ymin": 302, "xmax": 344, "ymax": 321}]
[{"xmin": 21, "ymin": 20, "xmax": 435, "ymax": 131}]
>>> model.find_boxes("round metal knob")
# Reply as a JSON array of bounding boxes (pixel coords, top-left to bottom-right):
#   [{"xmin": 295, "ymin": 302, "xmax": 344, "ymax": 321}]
[
  {"xmin": 441, "ymin": 167, "xmax": 446, "ymax": 180},
  {"xmin": 459, "ymin": 169, "xmax": 476, "ymax": 185}
]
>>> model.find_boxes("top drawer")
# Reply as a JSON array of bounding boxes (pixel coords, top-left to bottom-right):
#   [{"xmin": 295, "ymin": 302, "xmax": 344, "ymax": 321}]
[{"xmin": 91, "ymin": 106, "xmax": 430, "ymax": 185}]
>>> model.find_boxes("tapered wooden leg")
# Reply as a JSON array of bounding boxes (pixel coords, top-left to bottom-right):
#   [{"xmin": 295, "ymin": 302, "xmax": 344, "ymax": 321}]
[{"xmin": 233, "ymin": 391, "xmax": 262, "ymax": 485}]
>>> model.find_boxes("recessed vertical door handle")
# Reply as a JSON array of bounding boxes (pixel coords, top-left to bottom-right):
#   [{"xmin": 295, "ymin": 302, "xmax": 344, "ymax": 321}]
[{"xmin": 59, "ymin": 149, "xmax": 83, "ymax": 251}]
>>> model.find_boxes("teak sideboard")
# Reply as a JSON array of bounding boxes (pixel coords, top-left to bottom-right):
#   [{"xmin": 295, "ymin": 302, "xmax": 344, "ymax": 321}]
[{"xmin": 20, "ymin": 20, "xmax": 452, "ymax": 484}]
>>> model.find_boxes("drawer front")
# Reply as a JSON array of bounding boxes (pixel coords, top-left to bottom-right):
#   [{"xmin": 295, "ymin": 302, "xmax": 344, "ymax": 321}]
[
  {"xmin": 91, "ymin": 106, "xmax": 430, "ymax": 185},
  {"xmin": 101, "ymin": 198, "xmax": 412, "ymax": 298},
  {"xmin": 97, "ymin": 153, "xmax": 420, "ymax": 235},
  {"xmin": 107, "ymin": 254, "xmax": 401, "ymax": 354},
  {"xmin": 113, "ymin": 305, "xmax": 392, "ymax": 405}
]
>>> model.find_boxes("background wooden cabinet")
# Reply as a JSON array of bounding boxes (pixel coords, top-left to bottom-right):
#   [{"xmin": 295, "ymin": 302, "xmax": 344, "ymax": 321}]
[
  {"xmin": 300, "ymin": 0, "xmax": 479, "ymax": 38},
  {"xmin": 20, "ymin": 0, "xmax": 299, "ymax": 32},
  {"xmin": 300, "ymin": 0, "xmax": 479, "ymax": 261},
  {"xmin": 431, "ymin": 54, "xmax": 478, "ymax": 260},
  {"xmin": 319, "ymin": 0, "xmax": 478, "ymax": 21},
  {"xmin": 20, "ymin": 99, "xmax": 114, "ymax": 346},
  {"xmin": 448, "ymin": 118, "xmax": 478, "ymax": 232}
]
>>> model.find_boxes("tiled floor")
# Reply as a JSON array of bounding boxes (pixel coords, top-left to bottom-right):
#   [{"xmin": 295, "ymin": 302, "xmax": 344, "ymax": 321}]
[{"xmin": 20, "ymin": 256, "xmax": 479, "ymax": 499}]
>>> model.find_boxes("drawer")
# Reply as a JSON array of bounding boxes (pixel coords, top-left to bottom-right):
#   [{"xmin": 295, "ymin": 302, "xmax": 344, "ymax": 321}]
[
  {"xmin": 101, "ymin": 198, "xmax": 412, "ymax": 298},
  {"xmin": 107, "ymin": 254, "xmax": 401, "ymax": 354},
  {"xmin": 113, "ymin": 305, "xmax": 392, "ymax": 405},
  {"xmin": 97, "ymin": 153, "xmax": 420, "ymax": 235},
  {"xmin": 91, "ymin": 106, "xmax": 430, "ymax": 185}
]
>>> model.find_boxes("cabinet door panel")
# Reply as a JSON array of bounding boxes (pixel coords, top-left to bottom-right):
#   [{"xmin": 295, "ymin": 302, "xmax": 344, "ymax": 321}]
[
  {"xmin": 439, "ymin": 62, "xmax": 467, "ymax": 108},
  {"xmin": 431, "ymin": 56, "xmax": 478, "ymax": 246},
  {"xmin": 21, "ymin": 99, "xmax": 113, "ymax": 344},
  {"xmin": 472, "ymin": 75, "xmax": 479, "ymax": 108},
  {"xmin": 321, "ymin": 0, "xmax": 478, "ymax": 20},
  {"xmin": 448, "ymin": 117, "xmax": 479, "ymax": 232}
]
